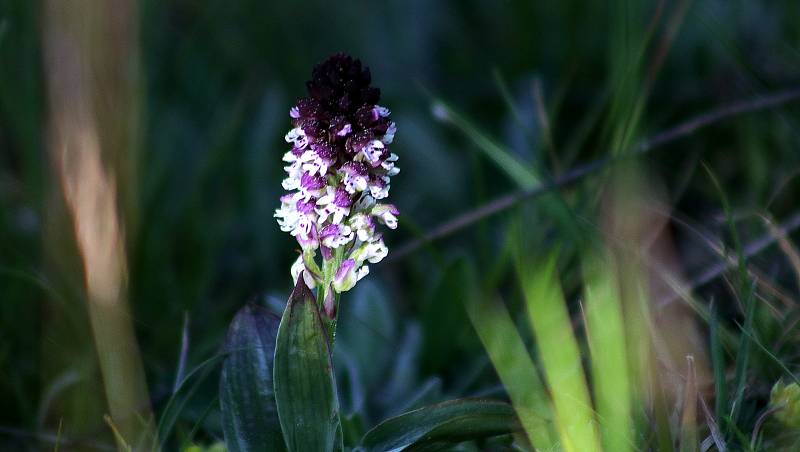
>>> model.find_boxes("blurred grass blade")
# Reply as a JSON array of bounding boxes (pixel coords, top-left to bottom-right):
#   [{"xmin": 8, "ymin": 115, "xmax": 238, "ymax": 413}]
[
  {"xmin": 274, "ymin": 276, "xmax": 340, "ymax": 452},
  {"xmin": 360, "ymin": 398, "xmax": 520, "ymax": 452},
  {"xmin": 680, "ymin": 356, "xmax": 698, "ymax": 452},
  {"xmin": 43, "ymin": 0, "xmax": 154, "ymax": 446},
  {"xmin": 698, "ymin": 393, "xmax": 727, "ymax": 452},
  {"xmin": 157, "ymin": 353, "xmax": 226, "ymax": 449},
  {"xmin": 462, "ymin": 261, "xmax": 556, "ymax": 449},
  {"xmin": 730, "ymin": 280, "xmax": 761, "ymax": 424},
  {"xmin": 653, "ymin": 376, "xmax": 676, "ymax": 452},
  {"xmin": 704, "ymin": 164, "xmax": 755, "ymax": 426},
  {"xmin": 431, "ymin": 98, "xmax": 538, "ymax": 189},
  {"xmin": 104, "ymin": 415, "xmax": 132, "ymax": 452},
  {"xmin": 709, "ymin": 300, "xmax": 727, "ymax": 421},
  {"xmin": 761, "ymin": 215, "xmax": 800, "ymax": 298},
  {"xmin": 517, "ymin": 252, "xmax": 601, "ymax": 452},
  {"xmin": 220, "ymin": 304, "xmax": 285, "ymax": 452},
  {"xmin": 173, "ymin": 312, "xmax": 191, "ymax": 394},
  {"xmin": 180, "ymin": 395, "xmax": 220, "ymax": 451},
  {"xmin": 583, "ymin": 253, "xmax": 632, "ymax": 452},
  {"xmin": 491, "ymin": 69, "xmax": 529, "ymax": 135},
  {"xmin": 737, "ymin": 323, "xmax": 800, "ymax": 386}
]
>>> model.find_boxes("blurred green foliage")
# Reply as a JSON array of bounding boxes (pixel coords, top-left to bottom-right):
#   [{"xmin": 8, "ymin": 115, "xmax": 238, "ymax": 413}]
[{"xmin": 2, "ymin": 0, "xmax": 800, "ymax": 450}]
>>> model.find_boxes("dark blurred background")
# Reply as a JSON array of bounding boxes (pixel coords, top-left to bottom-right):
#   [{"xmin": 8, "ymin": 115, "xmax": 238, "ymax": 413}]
[{"xmin": 2, "ymin": 0, "xmax": 800, "ymax": 449}]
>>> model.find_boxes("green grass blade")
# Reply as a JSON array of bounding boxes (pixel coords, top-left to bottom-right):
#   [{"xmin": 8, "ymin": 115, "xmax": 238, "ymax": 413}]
[
  {"xmin": 679, "ymin": 356, "xmax": 698, "ymax": 452},
  {"xmin": 179, "ymin": 395, "xmax": 220, "ymax": 451},
  {"xmin": 517, "ymin": 252, "xmax": 601, "ymax": 452},
  {"xmin": 156, "ymin": 352, "xmax": 227, "ymax": 449},
  {"xmin": 462, "ymin": 261, "xmax": 557, "ymax": 449},
  {"xmin": 652, "ymin": 377, "xmax": 675, "ymax": 452},
  {"xmin": 704, "ymin": 164, "xmax": 756, "ymax": 427},
  {"xmin": 583, "ymin": 253, "xmax": 633, "ymax": 452},
  {"xmin": 709, "ymin": 300, "xmax": 727, "ymax": 421},
  {"xmin": 736, "ymin": 323, "xmax": 800, "ymax": 386}
]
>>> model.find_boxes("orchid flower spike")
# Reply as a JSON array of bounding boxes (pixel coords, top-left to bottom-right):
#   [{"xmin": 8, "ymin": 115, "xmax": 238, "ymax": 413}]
[{"xmin": 275, "ymin": 53, "xmax": 399, "ymax": 297}]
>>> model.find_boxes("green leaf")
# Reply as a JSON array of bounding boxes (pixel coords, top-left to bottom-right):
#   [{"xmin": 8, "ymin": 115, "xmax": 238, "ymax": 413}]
[
  {"xmin": 219, "ymin": 303, "xmax": 286, "ymax": 452},
  {"xmin": 360, "ymin": 398, "xmax": 520, "ymax": 452},
  {"xmin": 274, "ymin": 277, "xmax": 340, "ymax": 452}
]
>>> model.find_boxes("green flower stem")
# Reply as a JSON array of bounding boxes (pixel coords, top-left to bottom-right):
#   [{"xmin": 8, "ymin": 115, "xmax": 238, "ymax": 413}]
[
  {"xmin": 315, "ymin": 287, "xmax": 339, "ymax": 346},
  {"xmin": 318, "ymin": 248, "xmax": 346, "ymax": 347},
  {"xmin": 328, "ymin": 292, "xmax": 341, "ymax": 346}
]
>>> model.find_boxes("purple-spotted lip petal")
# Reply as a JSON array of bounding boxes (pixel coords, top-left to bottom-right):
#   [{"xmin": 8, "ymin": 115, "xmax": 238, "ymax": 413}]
[
  {"xmin": 333, "ymin": 187, "xmax": 352, "ymax": 208},
  {"xmin": 296, "ymin": 198, "xmax": 316, "ymax": 214},
  {"xmin": 300, "ymin": 173, "xmax": 325, "ymax": 190},
  {"xmin": 313, "ymin": 142, "xmax": 337, "ymax": 161},
  {"xmin": 369, "ymin": 174, "xmax": 386, "ymax": 187},
  {"xmin": 319, "ymin": 223, "xmax": 340, "ymax": 239},
  {"xmin": 298, "ymin": 118, "xmax": 325, "ymax": 139},
  {"xmin": 347, "ymin": 130, "xmax": 374, "ymax": 153},
  {"xmin": 341, "ymin": 161, "xmax": 368, "ymax": 177}
]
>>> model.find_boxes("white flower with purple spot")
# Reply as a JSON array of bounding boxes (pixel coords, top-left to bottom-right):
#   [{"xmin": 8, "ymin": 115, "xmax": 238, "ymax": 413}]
[
  {"xmin": 298, "ymin": 173, "xmax": 326, "ymax": 201},
  {"xmin": 285, "ymin": 127, "xmax": 308, "ymax": 150},
  {"xmin": 316, "ymin": 186, "xmax": 352, "ymax": 224},
  {"xmin": 332, "ymin": 258, "xmax": 370, "ymax": 293},
  {"xmin": 348, "ymin": 213, "xmax": 376, "ymax": 242},
  {"xmin": 372, "ymin": 204, "xmax": 399, "ymax": 229},
  {"xmin": 340, "ymin": 162, "xmax": 370, "ymax": 194},
  {"xmin": 319, "ymin": 223, "xmax": 355, "ymax": 248},
  {"xmin": 368, "ymin": 175, "xmax": 390, "ymax": 200}
]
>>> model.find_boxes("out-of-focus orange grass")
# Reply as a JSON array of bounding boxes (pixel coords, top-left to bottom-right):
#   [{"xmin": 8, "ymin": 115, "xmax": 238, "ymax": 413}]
[{"xmin": 43, "ymin": 0, "xmax": 154, "ymax": 448}]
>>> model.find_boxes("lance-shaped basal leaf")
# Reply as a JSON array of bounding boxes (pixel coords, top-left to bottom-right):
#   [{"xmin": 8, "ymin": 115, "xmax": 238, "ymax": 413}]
[
  {"xmin": 360, "ymin": 398, "xmax": 520, "ymax": 452},
  {"xmin": 274, "ymin": 276, "xmax": 340, "ymax": 452},
  {"xmin": 220, "ymin": 303, "xmax": 286, "ymax": 452}
]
